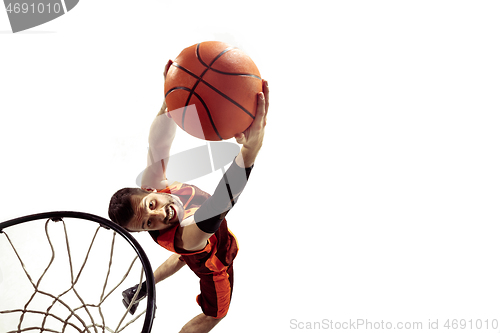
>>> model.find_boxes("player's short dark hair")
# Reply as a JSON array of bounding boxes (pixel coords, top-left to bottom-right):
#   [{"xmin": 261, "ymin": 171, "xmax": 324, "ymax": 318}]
[{"xmin": 108, "ymin": 188, "xmax": 149, "ymax": 228}]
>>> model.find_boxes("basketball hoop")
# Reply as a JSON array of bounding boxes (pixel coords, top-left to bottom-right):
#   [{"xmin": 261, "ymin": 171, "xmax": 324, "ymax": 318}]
[{"xmin": 0, "ymin": 211, "xmax": 156, "ymax": 333}]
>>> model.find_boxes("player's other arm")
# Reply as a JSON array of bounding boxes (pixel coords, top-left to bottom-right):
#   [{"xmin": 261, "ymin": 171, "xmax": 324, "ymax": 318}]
[
  {"xmin": 177, "ymin": 80, "xmax": 269, "ymax": 252},
  {"xmin": 154, "ymin": 253, "xmax": 186, "ymax": 283},
  {"xmin": 121, "ymin": 253, "xmax": 185, "ymax": 313}
]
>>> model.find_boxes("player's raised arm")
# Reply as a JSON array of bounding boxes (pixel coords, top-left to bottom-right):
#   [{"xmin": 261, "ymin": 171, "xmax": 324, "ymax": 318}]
[
  {"xmin": 141, "ymin": 63, "xmax": 177, "ymax": 190},
  {"xmin": 176, "ymin": 80, "xmax": 269, "ymax": 252},
  {"xmin": 140, "ymin": 100, "xmax": 177, "ymax": 190}
]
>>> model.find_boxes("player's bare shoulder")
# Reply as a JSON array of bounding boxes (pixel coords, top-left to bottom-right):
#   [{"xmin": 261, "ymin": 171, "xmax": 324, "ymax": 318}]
[{"xmin": 174, "ymin": 218, "xmax": 211, "ymax": 253}]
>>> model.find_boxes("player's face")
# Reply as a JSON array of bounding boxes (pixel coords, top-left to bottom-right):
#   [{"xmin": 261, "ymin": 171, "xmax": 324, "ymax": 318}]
[{"xmin": 125, "ymin": 192, "xmax": 185, "ymax": 232}]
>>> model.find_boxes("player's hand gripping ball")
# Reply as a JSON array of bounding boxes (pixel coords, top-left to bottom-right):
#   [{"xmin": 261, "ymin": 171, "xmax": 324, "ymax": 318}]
[{"xmin": 164, "ymin": 41, "xmax": 262, "ymax": 141}]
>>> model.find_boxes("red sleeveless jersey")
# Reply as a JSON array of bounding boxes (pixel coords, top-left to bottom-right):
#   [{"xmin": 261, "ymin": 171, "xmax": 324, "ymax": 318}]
[{"xmin": 149, "ymin": 183, "xmax": 239, "ymax": 276}]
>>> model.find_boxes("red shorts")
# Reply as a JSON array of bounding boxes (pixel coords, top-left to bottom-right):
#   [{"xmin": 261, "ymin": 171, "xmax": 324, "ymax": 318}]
[{"xmin": 196, "ymin": 265, "xmax": 234, "ymax": 319}]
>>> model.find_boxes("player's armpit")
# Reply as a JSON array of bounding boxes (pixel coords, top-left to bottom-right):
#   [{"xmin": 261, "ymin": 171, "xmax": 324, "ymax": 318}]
[
  {"xmin": 175, "ymin": 222, "xmax": 213, "ymax": 252},
  {"xmin": 140, "ymin": 158, "xmax": 168, "ymax": 190}
]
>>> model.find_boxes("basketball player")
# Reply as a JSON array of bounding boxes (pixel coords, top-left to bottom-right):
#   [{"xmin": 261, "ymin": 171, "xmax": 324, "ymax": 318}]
[{"xmin": 108, "ymin": 64, "xmax": 269, "ymax": 333}]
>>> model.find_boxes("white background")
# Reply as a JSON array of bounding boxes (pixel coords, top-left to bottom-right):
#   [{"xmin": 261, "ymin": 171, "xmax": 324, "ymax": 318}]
[{"xmin": 1, "ymin": 1, "xmax": 500, "ymax": 332}]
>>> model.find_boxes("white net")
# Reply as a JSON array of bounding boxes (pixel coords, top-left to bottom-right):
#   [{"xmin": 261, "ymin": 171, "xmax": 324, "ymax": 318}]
[{"xmin": 0, "ymin": 216, "xmax": 153, "ymax": 333}]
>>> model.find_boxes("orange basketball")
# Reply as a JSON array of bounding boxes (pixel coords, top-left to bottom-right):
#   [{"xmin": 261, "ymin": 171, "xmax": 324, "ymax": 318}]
[{"xmin": 164, "ymin": 41, "xmax": 262, "ymax": 141}]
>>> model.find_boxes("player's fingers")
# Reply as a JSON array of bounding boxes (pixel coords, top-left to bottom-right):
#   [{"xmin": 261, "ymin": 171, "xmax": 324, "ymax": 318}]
[
  {"xmin": 253, "ymin": 92, "xmax": 266, "ymax": 128},
  {"xmin": 261, "ymin": 80, "xmax": 269, "ymax": 126},
  {"xmin": 234, "ymin": 132, "xmax": 246, "ymax": 144},
  {"xmin": 263, "ymin": 80, "xmax": 269, "ymax": 112},
  {"xmin": 164, "ymin": 60, "xmax": 173, "ymax": 79}
]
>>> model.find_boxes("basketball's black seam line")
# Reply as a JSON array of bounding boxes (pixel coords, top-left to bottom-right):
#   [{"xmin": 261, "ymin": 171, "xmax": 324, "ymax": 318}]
[
  {"xmin": 199, "ymin": 80, "xmax": 255, "ymax": 119},
  {"xmin": 173, "ymin": 61, "xmax": 261, "ymax": 80},
  {"xmin": 165, "ymin": 86, "xmax": 223, "ymax": 140},
  {"xmin": 189, "ymin": 88, "xmax": 223, "ymax": 140},
  {"xmin": 171, "ymin": 62, "xmax": 256, "ymax": 120},
  {"xmin": 183, "ymin": 45, "xmax": 232, "ymax": 129},
  {"xmin": 168, "ymin": 61, "xmax": 207, "ymax": 128},
  {"xmin": 186, "ymin": 46, "xmax": 236, "ymax": 129},
  {"xmin": 196, "ymin": 46, "xmax": 256, "ymax": 119},
  {"xmin": 197, "ymin": 45, "xmax": 260, "ymax": 80},
  {"xmin": 164, "ymin": 86, "xmax": 223, "ymax": 140},
  {"xmin": 208, "ymin": 46, "xmax": 235, "ymax": 67},
  {"xmin": 165, "ymin": 86, "xmax": 190, "ymax": 97},
  {"xmin": 172, "ymin": 62, "xmax": 199, "ymax": 80},
  {"xmin": 184, "ymin": 66, "xmax": 211, "ymax": 128},
  {"xmin": 195, "ymin": 43, "xmax": 209, "ymax": 68},
  {"xmin": 195, "ymin": 44, "xmax": 237, "ymax": 69},
  {"xmin": 165, "ymin": 86, "xmax": 192, "ymax": 128},
  {"xmin": 208, "ymin": 68, "xmax": 261, "ymax": 80}
]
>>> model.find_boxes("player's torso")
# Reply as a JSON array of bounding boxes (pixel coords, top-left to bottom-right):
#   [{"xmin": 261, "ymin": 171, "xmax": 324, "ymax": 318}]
[{"xmin": 153, "ymin": 183, "xmax": 239, "ymax": 274}]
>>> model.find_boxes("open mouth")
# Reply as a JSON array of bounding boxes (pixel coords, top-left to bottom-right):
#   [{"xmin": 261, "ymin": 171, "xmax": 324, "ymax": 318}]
[{"xmin": 167, "ymin": 205, "xmax": 176, "ymax": 222}]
